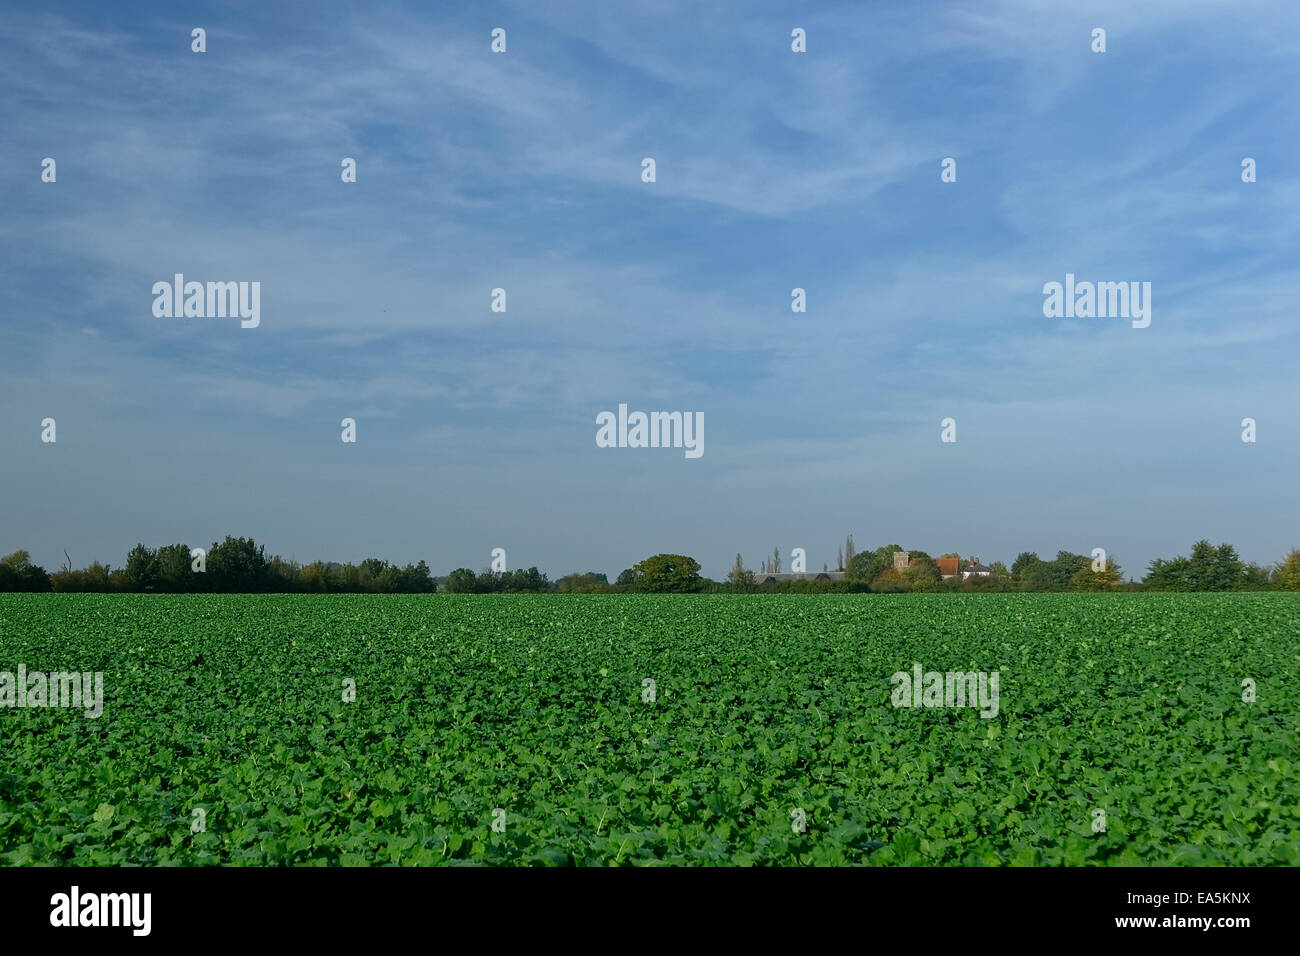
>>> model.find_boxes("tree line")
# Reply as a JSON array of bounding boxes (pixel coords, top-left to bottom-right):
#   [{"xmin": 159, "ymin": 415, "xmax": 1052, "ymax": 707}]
[
  {"xmin": 1, "ymin": 537, "xmax": 1299, "ymax": 594},
  {"xmin": 723, "ymin": 538, "xmax": 1299, "ymax": 593},
  {"xmin": 0, "ymin": 538, "xmax": 437, "ymax": 593}
]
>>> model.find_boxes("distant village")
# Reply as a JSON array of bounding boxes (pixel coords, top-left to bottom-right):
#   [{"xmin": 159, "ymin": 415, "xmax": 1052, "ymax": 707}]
[
  {"xmin": 752, "ymin": 552, "xmax": 992, "ymax": 585},
  {"xmin": 4, "ymin": 533, "xmax": 1297, "ymax": 594}
]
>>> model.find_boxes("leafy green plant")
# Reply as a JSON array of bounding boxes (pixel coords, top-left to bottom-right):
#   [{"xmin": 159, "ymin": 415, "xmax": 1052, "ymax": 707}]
[{"xmin": 0, "ymin": 593, "xmax": 1295, "ymax": 865}]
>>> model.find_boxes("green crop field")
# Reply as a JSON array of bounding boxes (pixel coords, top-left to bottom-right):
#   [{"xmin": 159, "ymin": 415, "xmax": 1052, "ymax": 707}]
[{"xmin": 1, "ymin": 593, "xmax": 1296, "ymax": 866}]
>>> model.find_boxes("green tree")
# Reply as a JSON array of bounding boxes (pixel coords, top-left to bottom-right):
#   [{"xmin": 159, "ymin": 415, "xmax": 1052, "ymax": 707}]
[
  {"xmin": 124, "ymin": 544, "xmax": 159, "ymax": 591},
  {"xmin": 1144, "ymin": 555, "xmax": 1191, "ymax": 591},
  {"xmin": 902, "ymin": 552, "xmax": 941, "ymax": 591},
  {"xmin": 1011, "ymin": 551, "xmax": 1040, "ymax": 578},
  {"xmin": 334, "ymin": 562, "xmax": 365, "ymax": 592},
  {"xmin": 1186, "ymin": 539, "xmax": 1217, "ymax": 589},
  {"xmin": 155, "ymin": 543, "xmax": 197, "ymax": 592},
  {"xmin": 1012, "ymin": 552, "xmax": 1054, "ymax": 591},
  {"xmin": 1271, "ymin": 550, "xmax": 1300, "ymax": 590},
  {"xmin": 81, "ymin": 561, "xmax": 113, "ymax": 591},
  {"xmin": 869, "ymin": 567, "xmax": 907, "ymax": 592},
  {"xmin": 986, "ymin": 561, "xmax": 1013, "ymax": 589},
  {"xmin": 631, "ymin": 554, "xmax": 704, "ymax": 592},
  {"xmin": 444, "ymin": 568, "xmax": 478, "ymax": 593},
  {"xmin": 727, "ymin": 553, "xmax": 755, "ymax": 589},
  {"xmin": 207, "ymin": 536, "xmax": 269, "ymax": 592},
  {"xmin": 50, "ymin": 560, "xmax": 115, "ymax": 592},
  {"xmin": 394, "ymin": 560, "xmax": 436, "ymax": 593},
  {"xmin": 498, "ymin": 567, "xmax": 549, "ymax": 591},
  {"xmin": 1008, "ymin": 548, "xmax": 1040, "ymax": 587},
  {"xmin": 267, "ymin": 555, "xmax": 301, "ymax": 592},
  {"xmin": 557, "ymin": 571, "xmax": 609, "ymax": 592},
  {"xmin": 299, "ymin": 560, "xmax": 329, "ymax": 592},
  {"xmin": 847, "ymin": 544, "xmax": 902, "ymax": 588},
  {"xmin": 1241, "ymin": 563, "xmax": 1270, "ymax": 590},
  {"xmin": 357, "ymin": 557, "xmax": 391, "ymax": 592},
  {"xmin": 1182, "ymin": 539, "xmax": 1244, "ymax": 590},
  {"xmin": 0, "ymin": 551, "xmax": 51, "ymax": 592},
  {"xmin": 1212, "ymin": 543, "xmax": 1245, "ymax": 589},
  {"xmin": 1012, "ymin": 551, "xmax": 1087, "ymax": 590},
  {"xmin": 1070, "ymin": 558, "xmax": 1123, "ymax": 590},
  {"xmin": 1047, "ymin": 551, "xmax": 1091, "ymax": 589},
  {"xmin": 1147, "ymin": 540, "xmax": 1245, "ymax": 591}
]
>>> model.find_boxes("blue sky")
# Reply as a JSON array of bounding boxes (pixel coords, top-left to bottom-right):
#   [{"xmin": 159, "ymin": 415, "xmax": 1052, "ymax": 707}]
[{"xmin": 3, "ymin": 0, "xmax": 1299, "ymax": 580}]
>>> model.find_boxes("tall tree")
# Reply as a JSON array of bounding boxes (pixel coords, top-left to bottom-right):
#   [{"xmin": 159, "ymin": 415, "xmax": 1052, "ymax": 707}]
[
  {"xmin": 1148, "ymin": 540, "xmax": 1245, "ymax": 591},
  {"xmin": 1272, "ymin": 550, "xmax": 1300, "ymax": 590},
  {"xmin": 846, "ymin": 543, "xmax": 902, "ymax": 588},
  {"xmin": 1212, "ymin": 543, "xmax": 1245, "ymax": 590},
  {"xmin": 124, "ymin": 543, "xmax": 160, "ymax": 591},
  {"xmin": 207, "ymin": 536, "xmax": 269, "ymax": 592},
  {"xmin": 1242, "ymin": 563, "xmax": 1271, "ymax": 589},
  {"xmin": 1070, "ymin": 558, "xmax": 1123, "ymax": 590},
  {"xmin": 1011, "ymin": 552, "xmax": 1040, "ymax": 579},
  {"xmin": 155, "ymin": 543, "xmax": 197, "ymax": 592},
  {"xmin": 728, "ymin": 553, "xmax": 754, "ymax": 587},
  {"xmin": 0, "ymin": 551, "xmax": 51, "ymax": 592}
]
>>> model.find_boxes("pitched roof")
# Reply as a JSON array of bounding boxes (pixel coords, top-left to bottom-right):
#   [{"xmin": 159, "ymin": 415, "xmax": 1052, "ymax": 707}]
[{"xmin": 754, "ymin": 571, "xmax": 846, "ymax": 583}]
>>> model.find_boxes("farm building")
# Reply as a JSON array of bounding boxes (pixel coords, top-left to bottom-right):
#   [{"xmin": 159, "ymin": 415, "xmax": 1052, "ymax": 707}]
[
  {"xmin": 893, "ymin": 552, "xmax": 986, "ymax": 580},
  {"xmin": 753, "ymin": 571, "xmax": 846, "ymax": 585}
]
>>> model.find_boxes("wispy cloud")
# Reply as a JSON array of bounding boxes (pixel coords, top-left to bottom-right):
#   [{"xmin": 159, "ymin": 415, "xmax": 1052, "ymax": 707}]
[{"xmin": 3, "ymin": 1, "xmax": 1299, "ymax": 577}]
